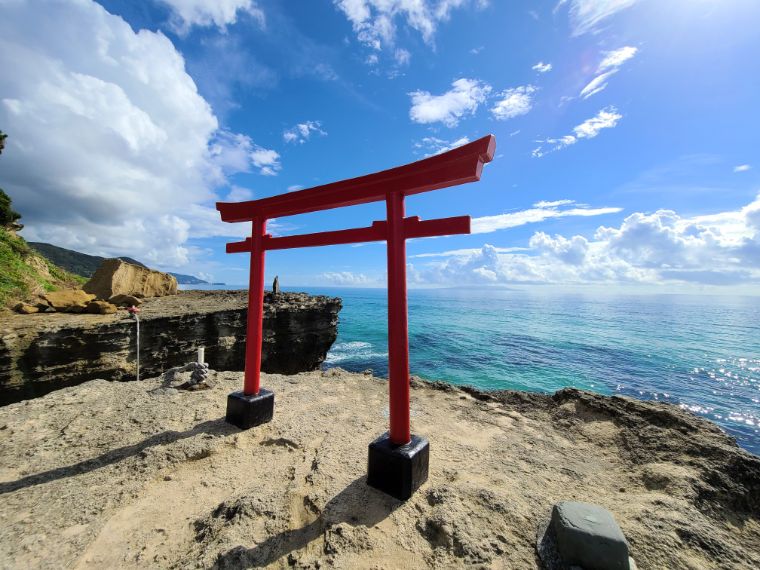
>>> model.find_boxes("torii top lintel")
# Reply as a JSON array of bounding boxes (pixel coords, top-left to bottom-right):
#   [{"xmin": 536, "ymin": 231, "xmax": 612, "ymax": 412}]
[{"xmin": 216, "ymin": 134, "xmax": 496, "ymax": 222}]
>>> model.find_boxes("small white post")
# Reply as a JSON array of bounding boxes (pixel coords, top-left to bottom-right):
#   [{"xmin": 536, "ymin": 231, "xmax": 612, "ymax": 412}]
[{"xmin": 198, "ymin": 346, "xmax": 205, "ymax": 365}]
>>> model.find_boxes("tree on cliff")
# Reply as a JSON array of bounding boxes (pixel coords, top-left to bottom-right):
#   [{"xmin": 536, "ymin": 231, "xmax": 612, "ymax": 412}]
[
  {"xmin": 0, "ymin": 131, "xmax": 21, "ymax": 226},
  {"xmin": 0, "ymin": 190, "xmax": 21, "ymax": 226}
]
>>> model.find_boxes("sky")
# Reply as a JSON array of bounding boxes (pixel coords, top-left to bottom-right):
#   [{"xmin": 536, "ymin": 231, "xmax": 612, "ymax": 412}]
[{"xmin": 1, "ymin": 0, "xmax": 759, "ymax": 293}]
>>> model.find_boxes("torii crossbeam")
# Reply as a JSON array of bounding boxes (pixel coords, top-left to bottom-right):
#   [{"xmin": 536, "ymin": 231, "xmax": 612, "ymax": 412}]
[{"xmin": 217, "ymin": 134, "xmax": 496, "ymax": 499}]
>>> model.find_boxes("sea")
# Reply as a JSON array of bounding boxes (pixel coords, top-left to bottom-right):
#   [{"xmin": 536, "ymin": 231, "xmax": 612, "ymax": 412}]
[{"xmin": 183, "ymin": 285, "xmax": 760, "ymax": 455}]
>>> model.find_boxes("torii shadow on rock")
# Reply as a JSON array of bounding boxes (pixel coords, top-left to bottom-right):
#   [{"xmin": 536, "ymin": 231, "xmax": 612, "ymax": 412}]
[
  {"xmin": 0, "ymin": 418, "xmax": 237, "ymax": 495},
  {"xmin": 212, "ymin": 476, "xmax": 401, "ymax": 569}
]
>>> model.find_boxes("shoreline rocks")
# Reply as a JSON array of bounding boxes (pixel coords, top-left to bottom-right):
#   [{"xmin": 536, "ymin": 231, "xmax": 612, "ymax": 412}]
[{"xmin": 0, "ymin": 290, "xmax": 341, "ymax": 405}]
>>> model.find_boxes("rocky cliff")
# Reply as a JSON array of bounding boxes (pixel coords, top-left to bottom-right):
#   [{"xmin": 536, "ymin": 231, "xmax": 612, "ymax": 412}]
[
  {"xmin": 0, "ymin": 290, "xmax": 341, "ymax": 404},
  {"xmin": 0, "ymin": 370, "xmax": 757, "ymax": 569}
]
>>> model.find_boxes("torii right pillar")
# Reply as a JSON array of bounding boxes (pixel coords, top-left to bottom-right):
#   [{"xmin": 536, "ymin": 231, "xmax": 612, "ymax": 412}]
[{"xmin": 366, "ymin": 191, "xmax": 429, "ymax": 500}]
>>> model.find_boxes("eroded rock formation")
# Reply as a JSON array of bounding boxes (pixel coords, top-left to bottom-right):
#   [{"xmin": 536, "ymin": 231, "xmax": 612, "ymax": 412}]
[
  {"xmin": 83, "ymin": 258, "xmax": 177, "ymax": 299},
  {"xmin": 0, "ymin": 290, "xmax": 341, "ymax": 404}
]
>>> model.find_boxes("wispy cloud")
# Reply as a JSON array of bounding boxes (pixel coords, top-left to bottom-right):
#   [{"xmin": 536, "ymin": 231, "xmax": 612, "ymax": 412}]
[
  {"xmin": 319, "ymin": 271, "xmax": 374, "ymax": 286},
  {"xmin": 533, "ymin": 107, "xmax": 622, "ymax": 157},
  {"xmin": 249, "ymin": 147, "xmax": 281, "ymax": 176},
  {"xmin": 226, "ymin": 186, "xmax": 254, "ymax": 202},
  {"xmin": 410, "ymin": 246, "xmax": 527, "ymax": 258},
  {"xmin": 555, "ymin": 0, "xmax": 638, "ymax": 36},
  {"xmin": 599, "ymin": 45, "xmax": 638, "ymax": 71},
  {"xmin": 283, "ymin": 121, "xmax": 327, "ymax": 144},
  {"xmin": 580, "ymin": 46, "xmax": 638, "ymax": 99},
  {"xmin": 409, "ymin": 78, "xmax": 492, "ymax": 127},
  {"xmin": 470, "ymin": 199, "xmax": 622, "ymax": 234},
  {"xmin": 734, "ymin": 164, "xmax": 752, "ymax": 173},
  {"xmin": 491, "ymin": 85, "xmax": 537, "ymax": 121},
  {"xmin": 532, "ymin": 61, "xmax": 552, "ymax": 73},
  {"xmin": 414, "ymin": 136, "xmax": 471, "ymax": 157},
  {"xmin": 334, "ymin": 0, "xmax": 488, "ymax": 51},
  {"xmin": 160, "ymin": 0, "xmax": 265, "ymax": 33},
  {"xmin": 394, "ymin": 48, "xmax": 411, "ymax": 65}
]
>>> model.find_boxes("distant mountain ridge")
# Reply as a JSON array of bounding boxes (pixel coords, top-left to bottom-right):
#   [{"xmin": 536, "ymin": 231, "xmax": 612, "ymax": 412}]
[{"xmin": 28, "ymin": 242, "xmax": 212, "ymax": 285}]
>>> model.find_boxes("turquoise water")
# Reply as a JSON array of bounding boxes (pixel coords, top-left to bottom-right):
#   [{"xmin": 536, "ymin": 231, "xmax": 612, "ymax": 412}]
[
  {"xmin": 316, "ymin": 287, "xmax": 760, "ymax": 455},
  {"xmin": 184, "ymin": 285, "xmax": 760, "ymax": 454}
]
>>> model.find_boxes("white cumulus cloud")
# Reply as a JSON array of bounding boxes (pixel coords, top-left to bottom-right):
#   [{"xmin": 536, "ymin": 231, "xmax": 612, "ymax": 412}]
[
  {"xmin": 409, "ymin": 78, "xmax": 492, "ymax": 127},
  {"xmin": 210, "ymin": 130, "xmax": 280, "ymax": 176},
  {"xmin": 532, "ymin": 62, "xmax": 553, "ymax": 73},
  {"xmin": 0, "ymin": 0, "xmax": 276, "ymax": 268},
  {"xmin": 533, "ymin": 107, "xmax": 622, "ymax": 157},
  {"xmin": 409, "ymin": 193, "xmax": 760, "ymax": 288},
  {"xmin": 491, "ymin": 85, "xmax": 537, "ymax": 121},
  {"xmin": 734, "ymin": 164, "xmax": 752, "ymax": 173}
]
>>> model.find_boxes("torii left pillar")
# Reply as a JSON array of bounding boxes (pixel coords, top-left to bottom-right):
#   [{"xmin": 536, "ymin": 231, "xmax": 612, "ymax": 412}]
[{"xmin": 225, "ymin": 216, "xmax": 275, "ymax": 429}]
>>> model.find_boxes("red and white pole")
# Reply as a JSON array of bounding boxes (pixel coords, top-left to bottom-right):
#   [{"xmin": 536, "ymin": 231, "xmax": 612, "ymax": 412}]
[
  {"xmin": 244, "ymin": 217, "xmax": 267, "ymax": 395},
  {"xmin": 386, "ymin": 192, "xmax": 411, "ymax": 445}
]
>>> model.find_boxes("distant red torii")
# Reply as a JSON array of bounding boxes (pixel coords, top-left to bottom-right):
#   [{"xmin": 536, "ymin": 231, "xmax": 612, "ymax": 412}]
[{"xmin": 217, "ymin": 134, "xmax": 496, "ymax": 499}]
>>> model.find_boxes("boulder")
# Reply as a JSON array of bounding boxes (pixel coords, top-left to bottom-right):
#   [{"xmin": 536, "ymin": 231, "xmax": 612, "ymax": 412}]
[
  {"xmin": 43, "ymin": 290, "xmax": 96, "ymax": 313},
  {"xmin": 540, "ymin": 502, "xmax": 631, "ymax": 570},
  {"xmin": 14, "ymin": 302, "xmax": 39, "ymax": 315},
  {"xmin": 83, "ymin": 259, "xmax": 177, "ymax": 300},
  {"xmin": 85, "ymin": 301, "xmax": 117, "ymax": 315},
  {"xmin": 108, "ymin": 294, "xmax": 143, "ymax": 307}
]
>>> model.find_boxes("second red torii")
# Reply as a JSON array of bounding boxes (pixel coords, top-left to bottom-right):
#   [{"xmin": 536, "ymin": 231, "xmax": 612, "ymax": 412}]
[{"xmin": 217, "ymin": 134, "xmax": 495, "ymax": 498}]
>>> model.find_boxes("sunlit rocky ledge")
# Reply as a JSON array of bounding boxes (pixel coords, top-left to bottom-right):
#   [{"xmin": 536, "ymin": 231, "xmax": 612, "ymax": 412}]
[{"xmin": 0, "ymin": 369, "xmax": 757, "ymax": 568}]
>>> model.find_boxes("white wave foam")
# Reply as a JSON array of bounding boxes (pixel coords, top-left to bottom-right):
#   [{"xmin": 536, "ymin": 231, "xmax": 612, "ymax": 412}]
[{"xmin": 325, "ymin": 341, "xmax": 387, "ymax": 364}]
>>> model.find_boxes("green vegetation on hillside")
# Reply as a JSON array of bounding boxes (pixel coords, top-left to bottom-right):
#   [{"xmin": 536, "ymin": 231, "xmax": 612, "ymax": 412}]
[
  {"xmin": 1, "ymin": 232, "xmax": 87, "ymax": 305},
  {"xmin": 29, "ymin": 242, "xmax": 209, "ymax": 284},
  {"xmin": 28, "ymin": 242, "xmax": 146, "ymax": 278},
  {"xmin": 0, "ymin": 228, "xmax": 86, "ymax": 307}
]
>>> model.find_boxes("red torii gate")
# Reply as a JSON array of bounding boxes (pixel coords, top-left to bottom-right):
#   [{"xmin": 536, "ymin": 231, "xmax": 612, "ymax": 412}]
[{"xmin": 217, "ymin": 134, "xmax": 495, "ymax": 499}]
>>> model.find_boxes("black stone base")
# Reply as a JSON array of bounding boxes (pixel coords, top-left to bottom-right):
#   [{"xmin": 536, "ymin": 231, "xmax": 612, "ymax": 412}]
[
  {"xmin": 367, "ymin": 432, "xmax": 429, "ymax": 500},
  {"xmin": 225, "ymin": 389, "xmax": 274, "ymax": 429}
]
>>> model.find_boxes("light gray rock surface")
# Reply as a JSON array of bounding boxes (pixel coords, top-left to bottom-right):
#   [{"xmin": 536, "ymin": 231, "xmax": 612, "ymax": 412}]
[{"xmin": 0, "ymin": 372, "xmax": 758, "ymax": 569}]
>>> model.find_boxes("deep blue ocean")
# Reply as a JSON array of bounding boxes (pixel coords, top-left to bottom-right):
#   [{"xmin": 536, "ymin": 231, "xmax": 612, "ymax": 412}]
[{"xmin": 185, "ymin": 285, "xmax": 760, "ymax": 455}]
